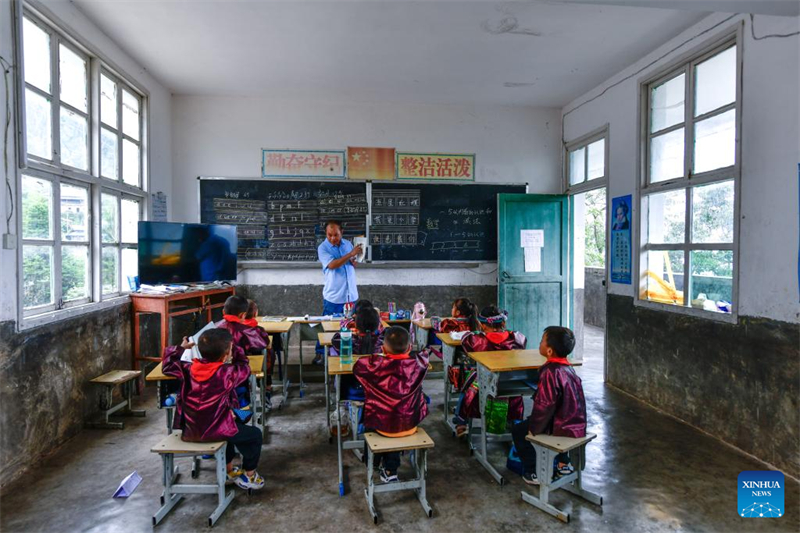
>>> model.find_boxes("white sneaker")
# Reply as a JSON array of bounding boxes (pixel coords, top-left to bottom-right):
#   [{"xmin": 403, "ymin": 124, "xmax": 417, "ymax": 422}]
[
  {"xmin": 379, "ymin": 466, "xmax": 398, "ymax": 483},
  {"xmin": 234, "ymin": 471, "xmax": 265, "ymax": 490}
]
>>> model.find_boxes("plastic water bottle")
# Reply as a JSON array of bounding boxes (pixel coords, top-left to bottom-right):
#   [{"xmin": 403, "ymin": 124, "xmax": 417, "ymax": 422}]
[
  {"xmin": 164, "ymin": 393, "xmax": 177, "ymax": 407},
  {"xmin": 340, "ymin": 328, "xmax": 353, "ymax": 365}
]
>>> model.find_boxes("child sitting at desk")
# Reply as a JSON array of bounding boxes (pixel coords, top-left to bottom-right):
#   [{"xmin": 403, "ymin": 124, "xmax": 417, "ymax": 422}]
[
  {"xmin": 162, "ymin": 329, "xmax": 265, "ymax": 490},
  {"xmin": 340, "ymin": 299, "xmax": 385, "ymax": 333},
  {"xmin": 437, "ymin": 297, "xmax": 479, "ymax": 333},
  {"xmin": 454, "ymin": 306, "xmax": 527, "ymax": 437},
  {"xmin": 353, "ymin": 327, "xmax": 429, "ymax": 483},
  {"xmin": 217, "ymin": 295, "xmax": 268, "ymax": 422},
  {"xmin": 243, "ymin": 299, "xmax": 276, "ymax": 388},
  {"xmin": 331, "ymin": 307, "xmax": 384, "ymax": 400},
  {"xmin": 217, "ymin": 295, "xmax": 268, "ymax": 355},
  {"xmin": 511, "ymin": 326, "xmax": 585, "ymax": 485}
]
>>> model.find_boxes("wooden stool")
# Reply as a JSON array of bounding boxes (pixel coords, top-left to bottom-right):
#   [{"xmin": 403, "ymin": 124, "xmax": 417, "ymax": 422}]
[
  {"xmin": 521, "ymin": 432, "xmax": 603, "ymax": 523},
  {"xmin": 151, "ymin": 432, "xmax": 235, "ymax": 527},
  {"xmin": 363, "ymin": 428, "xmax": 435, "ymax": 524},
  {"xmin": 88, "ymin": 370, "xmax": 145, "ymax": 429}
]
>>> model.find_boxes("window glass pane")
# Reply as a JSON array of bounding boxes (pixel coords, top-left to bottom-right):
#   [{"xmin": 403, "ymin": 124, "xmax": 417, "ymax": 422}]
[
  {"xmin": 25, "ymin": 88, "xmax": 52, "ymax": 159},
  {"xmin": 650, "ymin": 128, "xmax": 684, "ymax": 183},
  {"xmin": 101, "ymin": 193, "xmax": 118, "ymax": 243},
  {"xmin": 23, "ymin": 245, "xmax": 53, "ymax": 308},
  {"xmin": 584, "ymin": 188, "xmax": 606, "ymax": 268},
  {"xmin": 122, "ymin": 139, "xmax": 140, "ymax": 186},
  {"xmin": 100, "ymin": 74, "xmax": 117, "ymax": 128},
  {"xmin": 644, "ymin": 250, "xmax": 684, "ymax": 306},
  {"xmin": 122, "ymin": 90, "xmax": 140, "ymax": 140},
  {"xmin": 62, "ymin": 245, "xmax": 89, "ymax": 301},
  {"xmin": 692, "ymin": 180, "xmax": 734, "ymax": 244},
  {"xmin": 60, "ymin": 183, "xmax": 88, "ymax": 242},
  {"xmin": 121, "ymin": 248, "xmax": 138, "ymax": 291},
  {"xmin": 587, "ymin": 139, "xmax": 604, "ymax": 180},
  {"xmin": 650, "ymin": 73, "xmax": 684, "ymax": 133},
  {"xmin": 569, "ymin": 147, "xmax": 585, "ymax": 185},
  {"xmin": 121, "ymin": 199, "xmax": 139, "ymax": 243},
  {"xmin": 23, "ymin": 18, "xmax": 50, "ymax": 93},
  {"xmin": 59, "ymin": 106, "xmax": 88, "ymax": 171},
  {"xmin": 102, "ymin": 246, "xmax": 119, "ymax": 294},
  {"xmin": 693, "ymin": 109, "xmax": 735, "ymax": 174},
  {"xmin": 101, "ymin": 128, "xmax": 119, "ymax": 179},
  {"xmin": 22, "ymin": 175, "xmax": 52, "ymax": 239},
  {"xmin": 695, "ymin": 46, "xmax": 736, "ymax": 117},
  {"xmin": 690, "ymin": 250, "xmax": 733, "ymax": 312},
  {"xmin": 58, "ymin": 44, "xmax": 87, "ymax": 112},
  {"xmin": 647, "ymin": 189, "xmax": 685, "ymax": 244}
]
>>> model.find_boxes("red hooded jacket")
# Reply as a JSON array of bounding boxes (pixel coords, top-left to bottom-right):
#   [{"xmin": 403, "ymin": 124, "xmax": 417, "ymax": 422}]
[
  {"xmin": 353, "ymin": 351, "xmax": 429, "ymax": 434},
  {"xmin": 528, "ymin": 360, "xmax": 586, "ymax": 438},
  {"xmin": 161, "ymin": 344, "xmax": 250, "ymax": 442}
]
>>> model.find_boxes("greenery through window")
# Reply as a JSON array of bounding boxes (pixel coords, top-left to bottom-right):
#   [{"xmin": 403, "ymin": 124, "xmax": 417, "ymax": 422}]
[
  {"xmin": 640, "ymin": 41, "xmax": 738, "ymax": 315},
  {"xmin": 19, "ymin": 9, "xmax": 146, "ymax": 320},
  {"xmin": 584, "ymin": 189, "xmax": 606, "ymax": 268}
]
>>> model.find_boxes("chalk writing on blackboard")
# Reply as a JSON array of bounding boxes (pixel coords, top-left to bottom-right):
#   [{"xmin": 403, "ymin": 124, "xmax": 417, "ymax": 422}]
[{"xmin": 370, "ymin": 190, "xmax": 422, "ymax": 247}]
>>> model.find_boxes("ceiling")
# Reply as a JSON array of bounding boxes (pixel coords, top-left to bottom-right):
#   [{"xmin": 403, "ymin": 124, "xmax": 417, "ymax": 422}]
[{"xmin": 64, "ymin": 0, "xmax": 728, "ymax": 107}]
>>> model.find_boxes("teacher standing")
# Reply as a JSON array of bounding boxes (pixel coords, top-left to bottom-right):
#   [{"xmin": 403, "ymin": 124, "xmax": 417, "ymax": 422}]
[{"xmin": 313, "ymin": 220, "xmax": 362, "ymax": 364}]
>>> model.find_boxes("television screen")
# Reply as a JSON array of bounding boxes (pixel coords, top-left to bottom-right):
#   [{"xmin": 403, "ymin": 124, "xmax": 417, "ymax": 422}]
[{"xmin": 138, "ymin": 222, "xmax": 237, "ymax": 284}]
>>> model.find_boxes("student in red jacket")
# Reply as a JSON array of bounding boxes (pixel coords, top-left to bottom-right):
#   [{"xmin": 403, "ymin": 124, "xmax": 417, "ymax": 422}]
[
  {"xmin": 217, "ymin": 295, "xmax": 268, "ymax": 355},
  {"xmin": 454, "ymin": 306, "xmax": 527, "ymax": 436},
  {"xmin": 353, "ymin": 327, "xmax": 429, "ymax": 483},
  {"xmin": 512, "ymin": 326, "xmax": 586, "ymax": 485},
  {"xmin": 332, "ymin": 307, "xmax": 384, "ymax": 400},
  {"xmin": 162, "ymin": 329, "xmax": 265, "ymax": 490},
  {"xmin": 437, "ymin": 297, "xmax": 479, "ymax": 333},
  {"xmin": 243, "ymin": 299, "xmax": 276, "ymax": 387}
]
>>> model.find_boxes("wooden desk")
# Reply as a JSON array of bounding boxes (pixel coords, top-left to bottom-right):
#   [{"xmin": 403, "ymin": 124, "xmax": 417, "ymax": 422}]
[
  {"xmin": 326, "ymin": 354, "xmax": 370, "ymax": 496},
  {"xmin": 130, "ymin": 287, "xmax": 235, "ymax": 373},
  {"xmin": 322, "ymin": 321, "xmax": 341, "ymax": 332},
  {"xmin": 464, "ymin": 349, "xmax": 581, "ymax": 486},
  {"xmin": 257, "ymin": 320, "xmax": 295, "ymax": 405}
]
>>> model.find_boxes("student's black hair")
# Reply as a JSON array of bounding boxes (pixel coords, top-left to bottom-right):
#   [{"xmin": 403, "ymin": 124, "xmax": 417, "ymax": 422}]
[
  {"xmin": 325, "ymin": 220, "xmax": 343, "ymax": 231},
  {"xmin": 478, "ymin": 305, "xmax": 507, "ymax": 330},
  {"xmin": 355, "ymin": 307, "xmax": 381, "ymax": 354},
  {"xmin": 453, "ymin": 297, "xmax": 479, "ymax": 331},
  {"xmin": 543, "ymin": 326, "xmax": 576, "ymax": 357},
  {"xmin": 383, "ymin": 326, "xmax": 410, "ymax": 355},
  {"xmin": 353, "ymin": 299, "xmax": 374, "ymax": 314},
  {"xmin": 197, "ymin": 328, "xmax": 234, "ymax": 362},
  {"xmin": 223, "ymin": 295, "xmax": 250, "ymax": 316},
  {"xmin": 245, "ymin": 299, "xmax": 258, "ymax": 320}
]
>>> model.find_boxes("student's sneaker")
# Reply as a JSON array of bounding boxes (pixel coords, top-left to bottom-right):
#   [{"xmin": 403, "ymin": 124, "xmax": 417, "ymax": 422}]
[
  {"xmin": 234, "ymin": 471, "xmax": 265, "ymax": 490},
  {"xmin": 522, "ymin": 472, "xmax": 540, "ymax": 486},
  {"xmin": 226, "ymin": 466, "xmax": 244, "ymax": 485},
  {"xmin": 379, "ymin": 466, "xmax": 399, "ymax": 483},
  {"xmin": 556, "ymin": 462, "xmax": 574, "ymax": 476}
]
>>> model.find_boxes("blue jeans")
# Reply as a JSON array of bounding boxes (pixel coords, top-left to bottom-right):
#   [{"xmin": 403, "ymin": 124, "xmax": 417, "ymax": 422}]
[{"xmin": 316, "ymin": 299, "xmax": 345, "ymax": 356}]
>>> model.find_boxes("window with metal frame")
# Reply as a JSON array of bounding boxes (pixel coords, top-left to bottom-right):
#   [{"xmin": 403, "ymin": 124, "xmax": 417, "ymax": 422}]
[
  {"xmin": 17, "ymin": 7, "xmax": 146, "ymax": 323},
  {"xmin": 565, "ymin": 129, "xmax": 607, "ymax": 192},
  {"xmin": 99, "ymin": 69, "xmax": 143, "ymax": 187},
  {"xmin": 638, "ymin": 37, "xmax": 739, "ymax": 318}
]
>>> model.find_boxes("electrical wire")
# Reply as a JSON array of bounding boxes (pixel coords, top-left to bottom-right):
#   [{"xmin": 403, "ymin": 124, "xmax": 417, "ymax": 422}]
[
  {"xmin": 0, "ymin": 55, "xmax": 13, "ymax": 234},
  {"xmin": 750, "ymin": 13, "xmax": 800, "ymax": 40}
]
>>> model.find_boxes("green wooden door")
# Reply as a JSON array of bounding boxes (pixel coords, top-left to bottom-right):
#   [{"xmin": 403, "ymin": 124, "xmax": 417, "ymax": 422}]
[{"xmin": 498, "ymin": 194, "xmax": 570, "ymax": 347}]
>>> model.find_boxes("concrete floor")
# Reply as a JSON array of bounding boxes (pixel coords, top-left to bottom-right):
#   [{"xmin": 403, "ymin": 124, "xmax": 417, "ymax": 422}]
[{"xmin": 1, "ymin": 325, "xmax": 798, "ymax": 532}]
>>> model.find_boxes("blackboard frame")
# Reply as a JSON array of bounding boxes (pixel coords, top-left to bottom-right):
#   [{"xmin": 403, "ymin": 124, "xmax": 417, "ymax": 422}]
[{"xmin": 197, "ymin": 176, "xmax": 527, "ymax": 265}]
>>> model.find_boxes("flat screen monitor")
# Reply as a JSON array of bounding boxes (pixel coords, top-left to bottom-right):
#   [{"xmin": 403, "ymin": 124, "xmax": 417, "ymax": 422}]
[{"xmin": 138, "ymin": 222, "xmax": 237, "ymax": 284}]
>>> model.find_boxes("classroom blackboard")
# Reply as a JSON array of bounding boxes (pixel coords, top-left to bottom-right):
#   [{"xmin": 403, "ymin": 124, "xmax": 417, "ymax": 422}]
[
  {"xmin": 200, "ymin": 179, "xmax": 368, "ymax": 261},
  {"xmin": 370, "ymin": 182, "xmax": 526, "ymax": 261}
]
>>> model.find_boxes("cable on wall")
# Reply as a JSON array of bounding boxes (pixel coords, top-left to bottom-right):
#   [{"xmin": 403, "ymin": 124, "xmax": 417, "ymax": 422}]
[
  {"xmin": 750, "ymin": 13, "xmax": 800, "ymax": 40},
  {"xmin": 1, "ymin": 55, "xmax": 14, "ymax": 234}
]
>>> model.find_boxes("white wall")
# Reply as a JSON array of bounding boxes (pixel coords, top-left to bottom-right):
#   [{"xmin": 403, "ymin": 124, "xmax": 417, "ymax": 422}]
[
  {"xmin": 0, "ymin": 0, "xmax": 173, "ymax": 322},
  {"xmin": 172, "ymin": 97, "xmax": 562, "ymax": 286},
  {"xmin": 562, "ymin": 13, "xmax": 800, "ymax": 323}
]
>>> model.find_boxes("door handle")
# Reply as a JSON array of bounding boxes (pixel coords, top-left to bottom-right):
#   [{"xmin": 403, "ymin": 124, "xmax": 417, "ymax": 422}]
[{"xmin": 502, "ymin": 271, "xmax": 511, "ymax": 280}]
